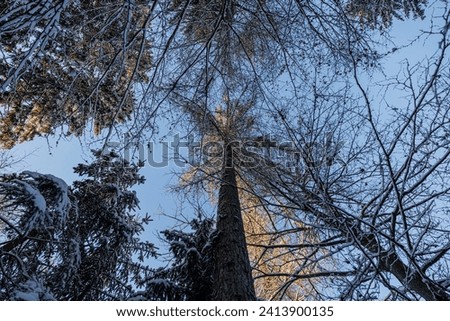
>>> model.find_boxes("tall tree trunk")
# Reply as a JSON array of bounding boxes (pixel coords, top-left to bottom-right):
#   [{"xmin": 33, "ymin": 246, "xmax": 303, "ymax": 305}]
[{"xmin": 212, "ymin": 143, "xmax": 256, "ymax": 300}]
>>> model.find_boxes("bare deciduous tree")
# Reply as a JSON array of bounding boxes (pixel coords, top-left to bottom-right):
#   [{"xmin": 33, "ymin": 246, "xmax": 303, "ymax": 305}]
[{"xmin": 241, "ymin": 8, "xmax": 450, "ymax": 300}]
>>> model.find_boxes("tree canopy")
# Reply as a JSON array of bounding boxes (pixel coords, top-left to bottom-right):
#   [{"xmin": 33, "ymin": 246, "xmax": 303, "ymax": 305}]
[
  {"xmin": 0, "ymin": 0, "xmax": 152, "ymax": 147},
  {"xmin": 1, "ymin": 0, "xmax": 449, "ymax": 301}
]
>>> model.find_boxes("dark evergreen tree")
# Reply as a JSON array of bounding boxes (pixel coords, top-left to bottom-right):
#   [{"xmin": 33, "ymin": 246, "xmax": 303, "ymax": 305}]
[
  {"xmin": 138, "ymin": 217, "xmax": 214, "ymax": 301},
  {"xmin": 0, "ymin": 151, "xmax": 155, "ymax": 300}
]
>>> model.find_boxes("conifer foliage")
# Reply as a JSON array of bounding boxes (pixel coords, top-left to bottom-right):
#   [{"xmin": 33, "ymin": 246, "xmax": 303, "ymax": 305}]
[
  {"xmin": 0, "ymin": 151, "xmax": 155, "ymax": 300},
  {"xmin": 0, "ymin": 0, "xmax": 152, "ymax": 148},
  {"xmin": 139, "ymin": 217, "xmax": 214, "ymax": 301}
]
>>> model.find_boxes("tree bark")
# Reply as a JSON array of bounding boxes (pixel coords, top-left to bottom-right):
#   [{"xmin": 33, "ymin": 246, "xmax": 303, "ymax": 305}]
[{"xmin": 212, "ymin": 143, "xmax": 256, "ymax": 300}]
